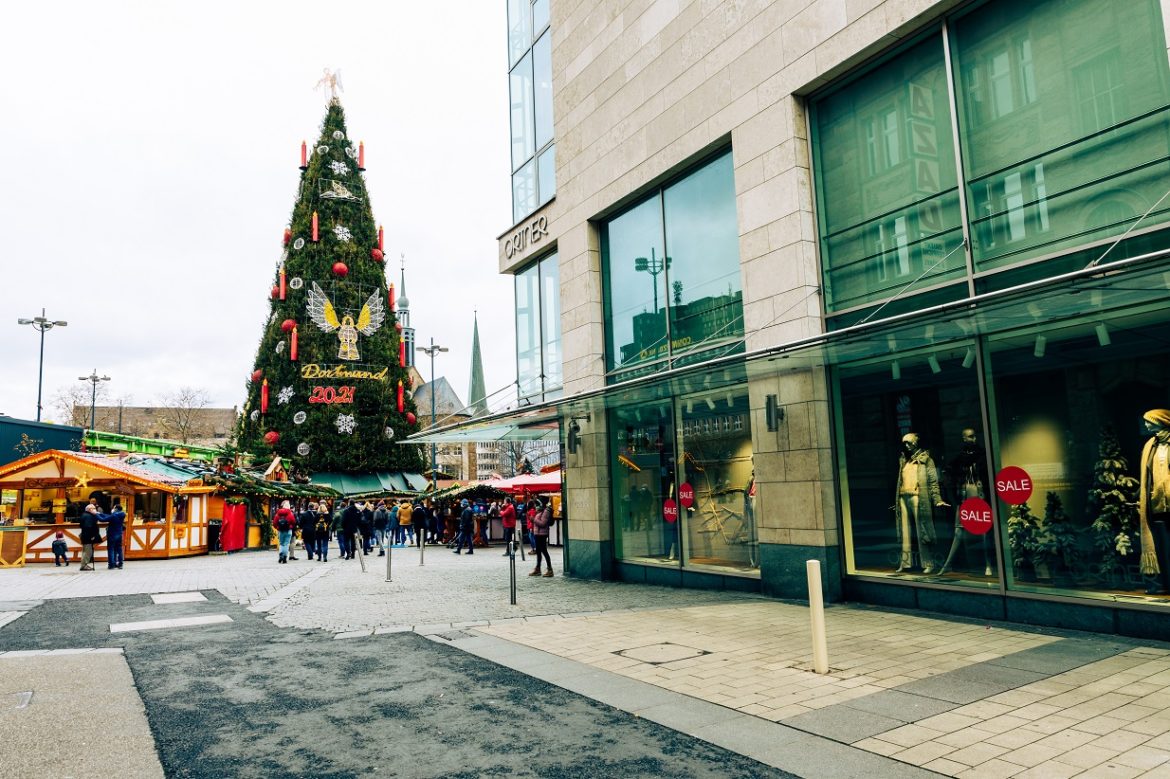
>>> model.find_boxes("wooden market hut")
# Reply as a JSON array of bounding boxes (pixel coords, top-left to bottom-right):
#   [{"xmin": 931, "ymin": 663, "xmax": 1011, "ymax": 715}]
[{"xmin": 0, "ymin": 449, "xmax": 216, "ymax": 565}]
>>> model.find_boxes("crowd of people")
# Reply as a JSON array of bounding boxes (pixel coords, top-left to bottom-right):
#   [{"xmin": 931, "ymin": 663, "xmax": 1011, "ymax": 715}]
[{"xmin": 270, "ymin": 495, "xmax": 558, "ymax": 576}]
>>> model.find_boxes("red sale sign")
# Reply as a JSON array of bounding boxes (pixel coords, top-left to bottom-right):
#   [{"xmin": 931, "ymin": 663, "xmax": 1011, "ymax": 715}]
[
  {"xmin": 995, "ymin": 466, "xmax": 1033, "ymax": 505},
  {"xmin": 959, "ymin": 497, "xmax": 994, "ymax": 535},
  {"xmin": 678, "ymin": 483, "xmax": 695, "ymax": 508},
  {"xmin": 663, "ymin": 499, "xmax": 679, "ymax": 524}
]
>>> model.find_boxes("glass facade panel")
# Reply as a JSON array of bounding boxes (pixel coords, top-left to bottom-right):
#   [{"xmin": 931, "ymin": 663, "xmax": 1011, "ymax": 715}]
[
  {"xmin": 611, "ymin": 403, "xmax": 678, "ymax": 564},
  {"xmin": 509, "ymin": 52, "xmax": 534, "ymax": 172},
  {"xmin": 533, "ymin": 31, "xmax": 554, "ymax": 151},
  {"xmin": 506, "ymin": 0, "xmax": 531, "ymax": 67},
  {"xmin": 538, "ymin": 144, "xmax": 556, "ymax": 204},
  {"xmin": 812, "ymin": 37, "xmax": 965, "ymax": 314},
  {"xmin": 602, "ymin": 196, "xmax": 667, "ymax": 377},
  {"xmin": 663, "ymin": 150, "xmax": 743, "ymax": 361},
  {"xmin": 986, "ymin": 309, "xmax": 1170, "ymax": 602},
  {"xmin": 512, "ymin": 159, "xmax": 537, "ymax": 224},
  {"xmin": 601, "ymin": 152, "xmax": 743, "ymax": 382},
  {"xmin": 515, "ymin": 263, "xmax": 541, "ymax": 401},
  {"xmin": 539, "ymin": 254, "xmax": 561, "ymax": 395},
  {"xmin": 532, "ymin": 0, "xmax": 548, "ymax": 34},
  {"xmin": 679, "ymin": 390, "xmax": 757, "ymax": 572},
  {"xmin": 835, "ymin": 346, "xmax": 997, "ymax": 588},
  {"xmin": 953, "ymin": 0, "xmax": 1170, "ymax": 276}
]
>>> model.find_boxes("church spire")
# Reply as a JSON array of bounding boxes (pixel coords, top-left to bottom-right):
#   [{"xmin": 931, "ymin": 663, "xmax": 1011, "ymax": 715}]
[
  {"xmin": 468, "ymin": 311, "xmax": 488, "ymax": 416},
  {"xmin": 398, "ymin": 254, "xmax": 415, "ymax": 368}
]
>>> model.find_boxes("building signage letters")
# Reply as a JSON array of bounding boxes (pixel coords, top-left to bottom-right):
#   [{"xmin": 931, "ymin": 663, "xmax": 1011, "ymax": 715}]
[
  {"xmin": 300, "ymin": 364, "xmax": 388, "ymax": 383},
  {"xmin": 503, "ymin": 215, "xmax": 549, "ymax": 259}
]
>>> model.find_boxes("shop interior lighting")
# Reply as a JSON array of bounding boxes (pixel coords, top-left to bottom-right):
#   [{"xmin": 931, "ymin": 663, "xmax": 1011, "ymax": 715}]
[
  {"xmin": 886, "ymin": 334, "xmax": 898, "ymax": 352},
  {"xmin": 1027, "ymin": 302, "xmax": 1044, "ymax": 319},
  {"xmin": 1034, "ymin": 335, "xmax": 1047, "ymax": 358},
  {"xmin": 634, "ymin": 409, "xmax": 642, "ymax": 422},
  {"xmin": 961, "ymin": 347, "xmax": 975, "ymax": 369},
  {"xmin": 927, "ymin": 355, "xmax": 942, "ymax": 374},
  {"xmin": 686, "ymin": 400, "xmax": 694, "ymax": 414},
  {"xmin": 891, "ymin": 360, "xmax": 901, "ymax": 380},
  {"xmin": 1090, "ymin": 290, "xmax": 1103, "ymax": 308},
  {"xmin": 706, "ymin": 398, "xmax": 717, "ymax": 410},
  {"xmin": 725, "ymin": 392, "xmax": 734, "ymax": 408},
  {"xmin": 703, "ymin": 375, "xmax": 713, "ymax": 389},
  {"xmin": 1095, "ymin": 323, "xmax": 1111, "ymax": 347},
  {"xmin": 924, "ymin": 324, "xmax": 935, "ymax": 341}
]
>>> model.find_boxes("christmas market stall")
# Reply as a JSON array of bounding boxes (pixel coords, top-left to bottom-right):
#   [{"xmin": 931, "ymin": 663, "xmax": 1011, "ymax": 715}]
[{"xmin": 0, "ymin": 449, "xmax": 216, "ymax": 564}]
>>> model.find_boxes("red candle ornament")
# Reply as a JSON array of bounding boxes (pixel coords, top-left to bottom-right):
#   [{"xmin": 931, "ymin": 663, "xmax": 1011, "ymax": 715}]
[
  {"xmin": 399, "ymin": 340, "xmax": 406, "ymax": 367},
  {"xmin": 311, "ymin": 211, "xmax": 319, "ymax": 242},
  {"xmin": 397, "ymin": 380, "xmax": 404, "ymax": 412},
  {"xmin": 279, "ymin": 264, "xmax": 286, "ymax": 300},
  {"xmin": 332, "ymin": 261, "xmax": 349, "ymax": 277},
  {"xmin": 300, "ymin": 140, "xmax": 307, "ymax": 168},
  {"xmin": 358, "ymin": 141, "xmax": 365, "ymax": 168},
  {"xmin": 378, "ymin": 225, "xmax": 384, "ymax": 251},
  {"xmin": 283, "ymin": 228, "xmax": 291, "ymax": 246},
  {"xmin": 388, "ymin": 283, "xmax": 395, "ymax": 311},
  {"xmin": 290, "ymin": 325, "xmax": 298, "ymax": 361},
  {"xmin": 261, "ymin": 378, "xmax": 269, "ymax": 414}
]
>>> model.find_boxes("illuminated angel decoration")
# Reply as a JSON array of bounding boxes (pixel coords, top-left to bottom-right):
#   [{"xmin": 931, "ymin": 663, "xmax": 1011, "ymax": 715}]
[
  {"xmin": 315, "ymin": 68, "xmax": 344, "ymax": 101},
  {"xmin": 306, "ymin": 282, "xmax": 386, "ymax": 361}
]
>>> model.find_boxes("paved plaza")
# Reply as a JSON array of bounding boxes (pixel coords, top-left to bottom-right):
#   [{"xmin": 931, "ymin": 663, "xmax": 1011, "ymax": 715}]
[{"xmin": 2, "ymin": 546, "xmax": 1170, "ymax": 777}]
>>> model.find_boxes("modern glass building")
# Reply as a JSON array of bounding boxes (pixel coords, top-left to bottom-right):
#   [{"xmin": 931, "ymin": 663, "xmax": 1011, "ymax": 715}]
[{"xmin": 411, "ymin": 0, "xmax": 1170, "ymax": 641}]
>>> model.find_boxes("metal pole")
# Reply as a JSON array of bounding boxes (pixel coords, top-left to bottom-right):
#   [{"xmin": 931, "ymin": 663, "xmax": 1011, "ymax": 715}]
[
  {"xmin": 385, "ymin": 530, "xmax": 392, "ymax": 582},
  {"xmin": 509, "ymin": 538, "xmax": 517, "ymax": 605},
  {"xmin": 806, "ymin": 560, "xmax": 829, "ymax": 674},
  {"xmin": 419, "ymin": 520, "xmax": 425, "ymax": 566},
  {"xmin": 36, "ymin": 321, "xmax": 46, "ymax": 423},
  {"xmin": 89, "ymin": 378, "xmax": 98, "ymax": 430}
]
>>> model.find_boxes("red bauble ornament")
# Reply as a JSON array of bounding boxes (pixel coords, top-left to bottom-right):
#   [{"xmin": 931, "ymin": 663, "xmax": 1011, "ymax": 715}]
[
  {"xmin": 281, "ymin": 319, "xmax": 296, "ymax": 333},
  {"xmin": 270, "ymin": 286, "xmax": 279, "ymax": 299},
  {"xmin": 406, "ymin": 412, "xmax": 417, "ymax": 425},
  {"xmin": 370, "ymin": 248, "xmax": 384, "ymax": 262},
  {"xmin": 395, "ymin": 322, "xmax": 403, "ymax": 332},
  {"xmin": 264, "ymin": 431, "xmax": 280, "ymax": 446},
  {"xmin": 251, "ymin": 369, "xmax": 263, "ymax": 382},
  {"xmin": 283, "ymin": 228, "xmax": 291, "ymax": 246},
  {"xmin": 333, "ymin": 262, "xmax": 349, "ymax": 277}
]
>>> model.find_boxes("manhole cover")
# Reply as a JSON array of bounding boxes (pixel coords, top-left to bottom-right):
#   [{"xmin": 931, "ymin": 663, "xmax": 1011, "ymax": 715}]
[{"xmin": 617, "ymin": 643, "xmax": 709, "ymax": 664}]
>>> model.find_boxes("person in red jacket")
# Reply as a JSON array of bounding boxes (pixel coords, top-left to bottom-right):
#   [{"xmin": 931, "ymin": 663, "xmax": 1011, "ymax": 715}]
[
  {"xmin": 500, "ymin": 500, "xmax": 517, "ymax": 555},
  {"xmin": 272, "ymin": 500, "xmax": 297, "ymax": 564}
]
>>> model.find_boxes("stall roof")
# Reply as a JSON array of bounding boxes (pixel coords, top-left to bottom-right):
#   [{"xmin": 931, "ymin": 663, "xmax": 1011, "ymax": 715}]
[{"xmin": 311, "ymin": 471, "xmax": 428, "ymax": 497}]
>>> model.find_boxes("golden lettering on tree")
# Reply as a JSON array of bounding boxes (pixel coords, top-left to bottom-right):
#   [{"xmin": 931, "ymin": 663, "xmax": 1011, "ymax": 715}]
[{"xmin": 300, "ymin": 363, "xmax": 389, "ymax": 382}]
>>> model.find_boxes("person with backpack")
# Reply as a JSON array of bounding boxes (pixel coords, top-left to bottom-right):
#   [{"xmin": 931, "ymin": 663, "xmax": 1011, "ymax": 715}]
[
  {"xmin": 529, "ymin": 498, "xmax": 554, "ymax": 577},
  {"xmin": 273, "ymin": 500, "xmax": 297, "ymax": 564},
  {"xmin": 341, "ymin": 500, "xmax": 361, "ymax": 559},
  {"xmin": 453, "ymin": 499, "xmax": 475, "ymax": 555},
  {"xmin": 299, "ymin": 502, "xmax": 318, "ymax": 561},
  {"xmin": 373, "ymin": 501, "xmax": 390, "ymax": 556},
  {"xmin": 359, "ymin": 501, "xmax": 374, "ymax": 555},
  {"xmin": 314, "ymin": 505, "xmax": 332, "ymax": 562}
]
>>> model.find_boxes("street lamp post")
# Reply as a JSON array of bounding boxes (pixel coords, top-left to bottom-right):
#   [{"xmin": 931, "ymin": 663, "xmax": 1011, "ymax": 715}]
[
  {"xmin": 634, "ymin": 248, "xmax": 671, "ymax": 314},
  {"xmin": 416, "ymin": 338, "xmax": 449, "ymax": 484},
  {"xmin": 78, "ymin": 370, "xmax": 111, "ymax": 430},
  {"xmin": 16, "ymin": 309, "xmax": 68, "ymax": 422}
]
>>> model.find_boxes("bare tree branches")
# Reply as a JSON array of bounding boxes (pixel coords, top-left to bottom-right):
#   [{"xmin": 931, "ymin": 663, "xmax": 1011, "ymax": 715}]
[{"xmin": 155, "ymin": 387, "xmax": 212, "ymax": 443}]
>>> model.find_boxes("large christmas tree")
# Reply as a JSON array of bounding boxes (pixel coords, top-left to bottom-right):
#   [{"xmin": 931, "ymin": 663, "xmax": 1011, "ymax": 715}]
[{"xmin": 236, "ymin": 98, "xmax": 423, "ymax": 474}]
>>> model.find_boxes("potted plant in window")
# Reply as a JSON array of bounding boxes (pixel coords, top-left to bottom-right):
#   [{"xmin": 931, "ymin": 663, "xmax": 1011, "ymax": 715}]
[
  {"xmin": 1007, "ymin": 500, "xmax": 1041, "ymax": 582},
  {"xmin": 1087, "ymin": 427, "xmax": 1140, "ymax": 588},
  {"xmin": 1040, "ymin": 492, "xmax": 1079, "ymax": 586}
]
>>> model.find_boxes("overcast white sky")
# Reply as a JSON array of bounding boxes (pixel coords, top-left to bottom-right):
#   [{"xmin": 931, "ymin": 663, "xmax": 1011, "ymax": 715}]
[{"xmin": 0, "ymin": 0, "xmax": 514, "ymax": 425}]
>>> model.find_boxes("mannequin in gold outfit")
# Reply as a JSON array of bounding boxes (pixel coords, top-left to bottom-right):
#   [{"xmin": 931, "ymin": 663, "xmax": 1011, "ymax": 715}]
[{"xmin": 1139, "ymin": 409, "xmax": 1170, "ymax": 595}]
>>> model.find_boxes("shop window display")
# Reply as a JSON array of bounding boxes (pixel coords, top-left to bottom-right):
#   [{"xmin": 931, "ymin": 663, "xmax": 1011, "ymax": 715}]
[
  {"xmin": 610, "ymin": 403, "xmax": 678, "ymax": 564},
  {"xmin": 986, "ymin": 313, "xmax": 1170, "ymax": 603},
  {"xmin": 835, "ymin": 346, "xmax": 998, "ymax": 588}
]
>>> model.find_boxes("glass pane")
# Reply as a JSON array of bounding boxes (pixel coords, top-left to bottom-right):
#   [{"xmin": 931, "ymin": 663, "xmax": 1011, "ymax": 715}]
[
  {"xmin": 680, "ymin": 390, "xmax": 757, "ymax": 572},
  {"xmin": 512, "ymin": 159, "xmax": 537, "ymax": 223},
  {"xmin": 835, "ymin": 345, "xmax": 999, "ymax": 588},
  {"xmin": 812, "ymin": 36, "xmax": 965, "ymax": 313},
  {"xmin": 610, "ymin": 404, "xmax": 679, "ymax": 564},
  {"xmin": 509, "ymin": 52, "xmax": 535, "ymax": 172},
  {"xmin": 539, "ymin": 253, "xmax": 562, "ymax": 394},
  {"xmin": 533, "ymin": 31, "xmax": 554, "ymax": 151},
  {"xmin": 507, "ymin": 0, "xmax": 532, "ymax": 67},
  {"xmin": 538, "ymin": 144, "xmax": 556, "ymax": 204},
  {"xmin": 986, "ymin": 309, "xmax": 1170, "ymax": 604},
  {"xmin": 602, "ymin": 196, "xmax": 667, "ymax": 376},
  {"xmin": 664, "ymin": 151, "xmax": 743, "ymax": 363},
  {"xmin": 952, "ymin": 0, "xmax": 1170, "ymax": 276},
  {"xmin": 515, "ymin": 263, "xmax": 541, "ymax": 403},
  {"xmin": 533, "ymin": 0, "xmax": 549, "ymax": 33}
]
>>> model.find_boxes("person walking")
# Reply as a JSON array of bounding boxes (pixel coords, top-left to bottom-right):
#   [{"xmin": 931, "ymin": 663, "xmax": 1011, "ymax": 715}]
[
  {"xmin": 453, "ymin": 499, "xmax": 475, "ymax": 555},
  {"xmin": 500, "ymin": 499, "xmax": 517, "ymax": 554},
  {"xmin": 314, "ymin": 506, "xmax": 331, "ymax": 562},
  {"xmin": 78, "ymin": 500, "xmax": 102, "ymax": 571},
  {"xmin": 398, "ymin": 498, "xmax": 414, "ymax": 546},
  {"xmin": 273, "ymin": 500, "xmax": 297, "ymax": 563},
  {"xmin": 524, "ymin": 500, "xmax": 538, "ymax": 555},
  {"xmin": 299, "ymin": 502, "xmax": 318, "ymax": 561},
  {"xmin": 411, "ymin": 500, "xmax": 427, "ymax": 547},
  {"xmin": 331, "ymin": 502, "xmax": 347, "ymax": 559},
  {"xmin": 358, "ymin": 501, "xmax": 374, "ymax": 555},
  {"xmin": 373, "ymin": 501, "xmax": 389, "ymax": 555},
  {"xmin": 51, "ymin": 531, "xmax": 69, "ymax": 566},
  {"xmin": 103, "ymin": 499, "xmax": 127, "ymax": 569},
  {"xmin": 529, "ymin": 499, "xmax": 554, "ymax": 577},
  {"xmin": 341, "ymin": 500, "xmax": 361, "ymax": 559}
]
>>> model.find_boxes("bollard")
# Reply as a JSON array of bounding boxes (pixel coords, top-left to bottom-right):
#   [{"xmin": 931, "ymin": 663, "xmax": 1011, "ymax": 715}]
[
  {"xmin": 419, "ymin": 531, "xmax": 425, "ymax": 566},
  {"xmin": 356, "ymin": 534, "xmax": 367, "ymax": 573},
  {"xmin": 509, "ymin": 539, "xmax": 517, "ymax": 605},
  {"xmin": 385, "ymin": 536, "xmax": 392, "ymax": 582},
  {"xmin": 806, "ymin": 559, "xmax": 829, "ymax": 674}
]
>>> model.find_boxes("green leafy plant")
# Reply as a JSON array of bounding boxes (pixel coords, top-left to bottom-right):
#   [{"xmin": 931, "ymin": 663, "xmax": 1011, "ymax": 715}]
[
  {"xmin": 1041, "ymin": 491, "xmax": 1079, "ymax": 577},
  {"xmin": 1007, "ymin": 501, "xmax": 1040, "ymax": 580},
  {"xmin": 1087, "ymin": 427, "xmax": 1139, "ymax": 581}
]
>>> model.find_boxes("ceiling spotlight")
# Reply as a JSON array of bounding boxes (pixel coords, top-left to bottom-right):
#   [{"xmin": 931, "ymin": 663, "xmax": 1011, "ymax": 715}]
[
  {"xmin": 725, "ymin": 392, "xmax": 734, "ymax": 408},
  {"xmin": 891, "ymin": 360, "xmax": 901, "ymax": 380},
  {"xmin": 1034, "ymin": 335, "xmax": 1047, "ymax": 358},
  {"xmin": 961, "ymin": 347, "xmax": 975, "ymax": 369},
  {"xmin": 686, "ymin": 400, "xmax": 694, "ymax": 414},
  {"xmin": 1095, "ymin": 323, "xmax": 1111, "ymax": 347},
  {"xmin": 1027, "ymin": 303, "xmax": 1043, "ymax": 318},
  {"xmin": 706, "ymin": 398, "xmax": 716, "ymax": 410},
  {"xmin": 927, "ymin": 355, "xmax": 942, "ymax": 374},
  {"xmin": 887, "ymin": 334, "xmax": 898, "ymax": 352}
]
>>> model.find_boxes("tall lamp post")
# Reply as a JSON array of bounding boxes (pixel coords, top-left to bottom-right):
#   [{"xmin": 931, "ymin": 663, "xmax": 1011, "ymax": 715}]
[
  {"xmin": 634, "ymin": 248, "xmax": 671, "ymax": 314},
  {"xmin": 416, "ymin": 338, "xmax": 449, "ymax": 485},
  {"xmin": 79, "ymin": 370, "xmax": 111, "ymax": 430},
  {"xmin": 16, "ymin": 309, "xmax": 68, "ymax": 422}
]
